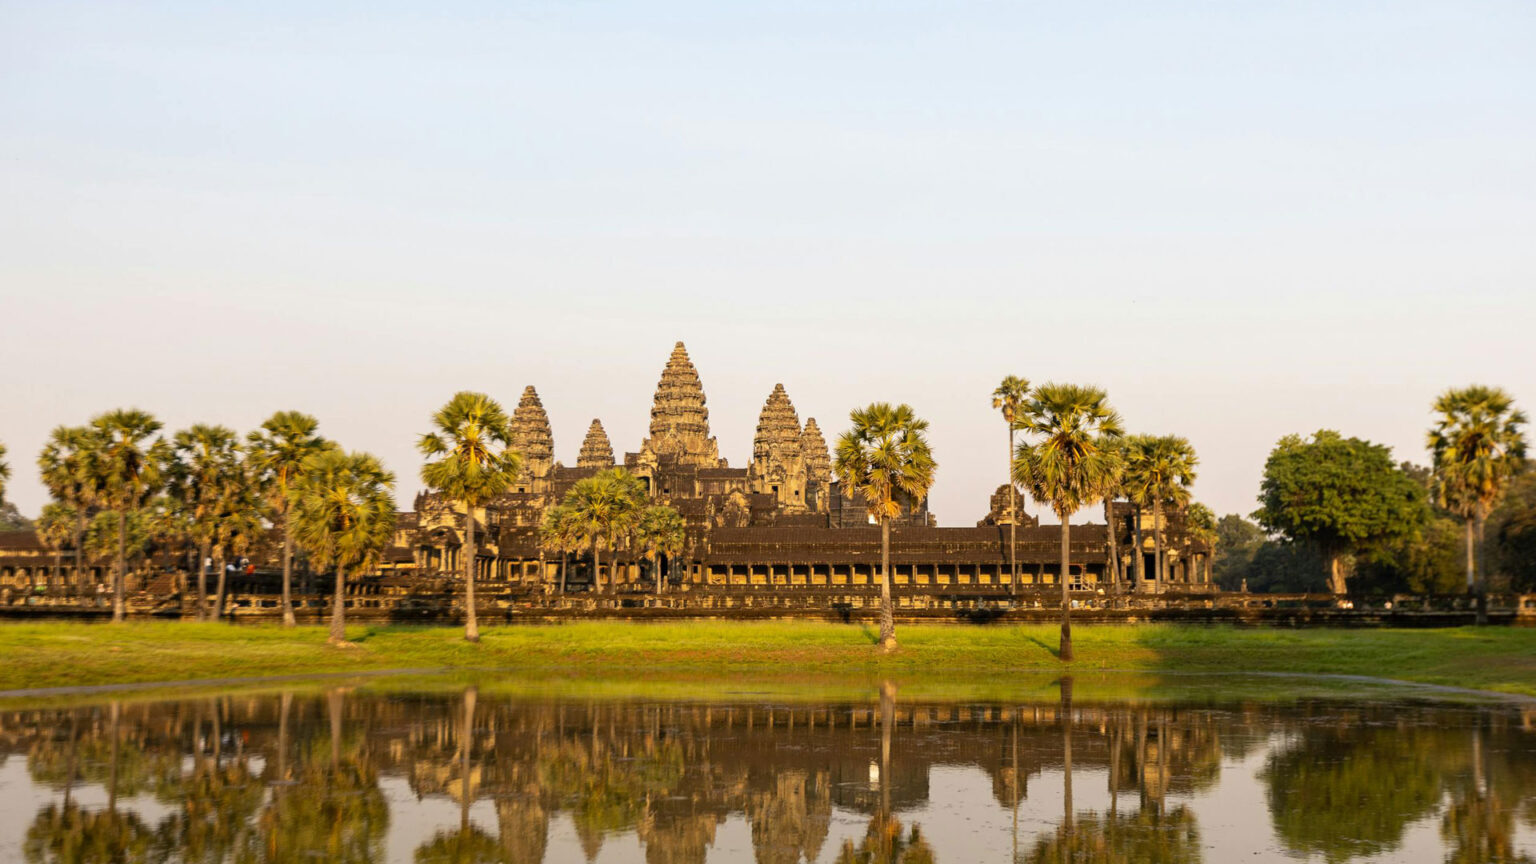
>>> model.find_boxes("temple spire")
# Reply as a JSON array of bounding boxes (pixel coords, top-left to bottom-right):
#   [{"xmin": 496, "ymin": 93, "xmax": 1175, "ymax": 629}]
[
  {"xmin": 802, "ymin": 417, "xmax": 831, "ymax": 485},
  {"xmin": 640, "ymin": 341, "xmax": 722, "ymax": 467},
  {"xmin": 508, "ymin": 385, "xmax": 555, "ymax": 485},
  {"xmin": 577, "ymin": 419, "xmax": 615, "ymax": 469},
  {"xmin": 750, "ymin": 383, "xmax": 808, "ymax": 511}
]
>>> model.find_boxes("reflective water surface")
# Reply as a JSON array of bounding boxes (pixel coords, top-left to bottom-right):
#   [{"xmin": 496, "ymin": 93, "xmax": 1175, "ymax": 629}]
[{"xmin": 3, "ymin": 678, "xmax": 1534, "ymax": 863}]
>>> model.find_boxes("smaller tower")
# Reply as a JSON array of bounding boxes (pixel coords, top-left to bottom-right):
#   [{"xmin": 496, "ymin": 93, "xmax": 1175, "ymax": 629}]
[
  {"xmin": 577, "ymin": 419, "xmax": 615, "ymax": 469},
  {"xmin": 801, "ymin": 417, "xmax": 832, "ymax": 513}
]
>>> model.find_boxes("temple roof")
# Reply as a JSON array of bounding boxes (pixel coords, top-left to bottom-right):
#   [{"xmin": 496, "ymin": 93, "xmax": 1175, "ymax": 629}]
[{"xmin": 577, "ymin": 419, "xmax": 615, "ymax": 468}]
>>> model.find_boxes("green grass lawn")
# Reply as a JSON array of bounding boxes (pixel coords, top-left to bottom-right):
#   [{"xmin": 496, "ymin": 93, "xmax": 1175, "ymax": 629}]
[{"xmin": 2, "ymin": 620, "xmax": 1534, "ymax": 698}]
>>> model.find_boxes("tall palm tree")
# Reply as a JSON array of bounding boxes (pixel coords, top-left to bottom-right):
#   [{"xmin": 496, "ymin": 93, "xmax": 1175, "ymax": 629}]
[
  {"xmin": 635, "ymin": 505, "xmax": 686, "ymax": 595},
  {"xmin": 1122, "ymin": 435, "xmax": 1198, "ymax": 591},
  {"xmin": 289, "ymin": 449, "xmax": 396, "ymax": 645},
  {"xmin": 248, "ymin": 412, "xmax": 332, "ymax": 627},
  {"xmin": 1429, "ymin": 386, "xmax": 1527, "ymax": 621},
  {"xmin": 418, "ymin": 392, "xmax": 522, "ymax": 643},
  {"xmin": 38, "ymin": 425, "xmax": 97, "ymax": 591},
  {"xmin": 166, "ymin": 425, "xmax": 242, "ymax": 621},
  {"xmin": 85, "ymin": 410, "xmax": 167, "ymax": 622},
  {"xmin": 213, "ymin": 474, "xmax": 265, "ymax": 620},
  {"xmin": 563, "ymin": 468, "xmax": 645, "ymax": 594},
  {"xmin": 834, "ymin": 403, "xmax": 937, "ymax": 652},
  {"xmin": 0, "ymin": 441, "xmax": 8, "ymax": 505},
  {"xmin": 992, "ymin": 375, "xmax": 1031, "ymax": 596},
  {"xmin": 1100, "ymin": 437, "xmax": 1128, "ymax": 599},
  {"xmin": 1014, "ymin": 384, "xmax": 1124, "ymax": 662}
]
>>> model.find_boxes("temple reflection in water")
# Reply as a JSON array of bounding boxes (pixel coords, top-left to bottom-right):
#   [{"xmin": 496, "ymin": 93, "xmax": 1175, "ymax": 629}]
[{"xmin": 3, "ymin": 683, "xmax": 1535, "ymax": 863}]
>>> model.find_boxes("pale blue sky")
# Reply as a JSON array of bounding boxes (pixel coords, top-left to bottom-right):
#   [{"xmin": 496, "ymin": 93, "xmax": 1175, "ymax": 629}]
[{"xmin": 2, "ymin": 1, "xmax": 1533, "ymax": 524}]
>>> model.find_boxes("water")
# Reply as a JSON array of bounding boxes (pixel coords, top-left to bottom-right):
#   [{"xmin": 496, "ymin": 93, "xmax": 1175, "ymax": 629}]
[{"xmin": 2, "ymin": 677, "xmax": 1534, "ymax": 863}]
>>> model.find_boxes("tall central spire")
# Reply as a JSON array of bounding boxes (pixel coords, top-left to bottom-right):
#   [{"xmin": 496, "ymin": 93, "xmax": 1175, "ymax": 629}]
[{"xmin": 640, "ymin": 341, "xmax": 722, "ymax": 467}]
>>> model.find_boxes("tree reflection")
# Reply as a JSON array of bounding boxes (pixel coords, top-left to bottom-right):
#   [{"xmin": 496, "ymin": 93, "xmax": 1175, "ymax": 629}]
[
  {"xmin": 834, "ymin": 682, "xmax": 938, "ymax": 864},
  {"xmin": 24, "ymin": 803, "xmax": 154, "ymax": 864}
]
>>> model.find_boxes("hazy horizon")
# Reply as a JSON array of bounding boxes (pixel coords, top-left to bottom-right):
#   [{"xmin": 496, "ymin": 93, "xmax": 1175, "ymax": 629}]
[{"xmin": 3, "ymin": 2, "xmax": 1533, "ymax": 526}]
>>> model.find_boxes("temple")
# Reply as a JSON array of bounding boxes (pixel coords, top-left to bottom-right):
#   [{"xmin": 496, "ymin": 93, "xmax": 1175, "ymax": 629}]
[{"xmin": 0, "ymin": 342, "xmax": 1218, "ymax": 613}]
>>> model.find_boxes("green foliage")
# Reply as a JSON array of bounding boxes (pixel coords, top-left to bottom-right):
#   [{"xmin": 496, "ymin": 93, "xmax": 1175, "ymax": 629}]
[
  {"xmin": 1012, "ymin": 385, "xmax": 1123, "ymax": 518},
  {"xmin": 418, "ymin": 391, "xmax": 522, "ymax": 510},
  {"xmin": 246, "ymin": 411, "xmax": 332, "ymax": 518},
  {"xmin": 1121, "ymin": 434, "xmax": 1198, "ymax": 512},
  {"xmin": 991, "ymin": 375, "xmax": 1030, "ymax": 428},
  {"xmin": 289, "ymin": 450, "xmax": 397, "ymax": 576},
  {"xmin": 1491, "ymin": 467, "xmax": 1536, "ymax": 591},
  {"xmin": 1213, "ymin": 514, "xmax": 1265, "ymax": 589},
  {"xmin": 1429, "ymin": 385, "xmax": 1528, "ymax": 522},
  {"xmin": 1254, "ymin": 430, "xmax": 1427, "ymax": 592},
  {"xmin": 86, "ymin": 510, "xmax": 151, "ymax": 562},
  {"xmin": 634, "ymin": 505, "xmax": 685, "ymax": 564},
  {"xmin": 164, "ymin": 424, "xmax": 244, "ymax": 555},
  {"xmin": 36, "ymin": 503, "xmax": 76, "ymax": 553},
  {"xmin": 834, "ymin": 403, "xmax": 938, "ymax": 522},
  {"xmin": 562, "ymin": 468, "xmax": 647, "ymax": 561},
  {"xmin": 0, "ymin": 501, "xmax": 32, "ymax": 531}
]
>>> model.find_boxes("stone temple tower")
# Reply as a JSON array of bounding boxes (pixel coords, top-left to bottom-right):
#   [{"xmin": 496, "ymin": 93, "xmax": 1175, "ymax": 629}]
[
  {"xmin": 801, "ymin": 418, "xmax": 832, "ymax": 505},
  {"xmin": 508, "ymin": 385, "xmax": 555, "ymax": 491},
  {"xmin": 577, "ymin": 419, "xmax": 615, "ymax": 469},
  {"xmin": 750, "ymin": 383, "xmax": 809, "ymax": 511},
  {"xmin": 639, "ymin": 342, "xmax": 723, "ymax": 468}
]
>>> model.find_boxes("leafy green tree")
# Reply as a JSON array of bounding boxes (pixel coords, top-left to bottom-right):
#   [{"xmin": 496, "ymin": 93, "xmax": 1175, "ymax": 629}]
[
  {"xmin": 1212, "ymin": 514, "xmax": 1265, "ymax": 590},
  {"xmin": 1491, "ymin": 466, "xmax": 1536, "ymax": 591},
  {"xmin": 419, "ymin": 392, "xmax": 522, "ymax": 643},
  {"xmin": 992, "ymin": 375, "xmax": 1030, "ymax": 594},
  {"xmin": 85, "ymin": 510, "xmax": 151, "ymax": 585},
  {"xmin": 165, "ymin": 425, "xmax": 243, "ymax": 620},
  {"xmin": 1013, "ymin": 384, "xmax": 1123, "ymax": 662},
  {"xmin": 562, "ymin": 468, "xmax": 645, "ymax": 594},
  {"xmin": 248, "ymin": 411, "xmax": 333, "ymax": 627},
  {"xmin": 1122, "ymin": 435, "xmax": 1198, "ymax": 591},
  {"xmin": 38, "ymin": 425, "xmax": 98, "ymax": 591},
  {"xmin": 1253, "ymin": 430, "xmax": 1426, "ymax": 595},
  {"xmin": 634, "ymin": 505, "xmax": 686, "ymax": 595},
  {"xmin": 1428, "ymin": 385, "xmax": 1528, "ymax": 605},
  {"xmin": 834, "ymin": 403, "xmax": 937, "ymax": 652},
  {"xmin": 84, "ymin": 410, "xmax": 168, "ymax": 621},
  {"xmin": 290, "ymin": 449, "xmax": 396, "ymax": 645}
]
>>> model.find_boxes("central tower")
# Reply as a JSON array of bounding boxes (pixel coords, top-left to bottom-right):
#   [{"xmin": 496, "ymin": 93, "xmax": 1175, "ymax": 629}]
[{"xmin": 639, "ymin": 342, "xmax": 723, "ymax": 467}]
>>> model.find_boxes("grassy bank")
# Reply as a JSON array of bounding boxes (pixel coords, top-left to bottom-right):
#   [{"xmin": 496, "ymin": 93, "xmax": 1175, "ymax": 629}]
[{"xmin": 2, "ymin": 620, "xmax": 1534, "ymax": 697}]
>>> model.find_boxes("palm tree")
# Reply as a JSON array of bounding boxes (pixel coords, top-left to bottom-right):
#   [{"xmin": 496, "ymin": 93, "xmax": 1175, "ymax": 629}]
[
  {"xmin": 992, "ymin": 375, "xmax": 1031, "ymax": 596},
  {"xmin": 1429, "ymin": 385, "xmax": 1528, "ymax": 619},
  {"xmin": 1122, "ymin": 435, "xmax": 1198, "ymax": 591},
  {"xmin": 539, "ymin": 504, "xmax": 579, "ymax": 595},
  {"xmin": 0, "ymin": 441, "xmax": 8, "ymax": 504},
  {"xmin": 1100, "ymin": 437, "xmax": 1128, "ymax": 599},
  {"xmin": 833, "ymin": 403, "xmax": 937, "ymax": 652},
  {"xmin": 38, "ymin": 426, "xmax": 97, "ymax": 591},
  {"xmin": 166, "ymin": 425, "xmax": 242, "ymax": 621},
  {"xmin": 563, "ymin": 468, "xmax": 645, "ymax": 594},
  {"xmin": 289, "ymin": 449, "xmax": 396, "ymax": 645},
  {"xmin": 214, "ymin": 475, "xmax": 265, "ymax": 619},
  {"xmin": 37, "ymin": 503, "xmax": 78, "ymax": 591},
  {"xmin": 84, "ymin": 410, "xmax": 167, "ymax": 622},
  {"xmin": 248, "ymin": 412, "xmax": 332, "ymax": 627},
  {"xmin": 635, "ymin": 505, "xmax": 686, "ymax": 595},
  {"xmin": 418, "ymin": 392, "xmax": 522, "ymax": 643},
  {"xmin": 1014, "ymin": 384, "xmax": 1124, "ymax": 662}
]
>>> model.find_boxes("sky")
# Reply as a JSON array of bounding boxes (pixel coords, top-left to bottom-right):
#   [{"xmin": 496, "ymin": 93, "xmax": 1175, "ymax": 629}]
[{"xmin": 2, "ymin": 1, "xmax": 1533, "ymax": 526}]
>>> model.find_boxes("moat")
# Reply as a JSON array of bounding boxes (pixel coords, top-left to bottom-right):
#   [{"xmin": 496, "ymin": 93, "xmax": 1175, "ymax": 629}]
[{"xmin": 3, "ymin": 677, "xmax": 1534, "ymax": 863}]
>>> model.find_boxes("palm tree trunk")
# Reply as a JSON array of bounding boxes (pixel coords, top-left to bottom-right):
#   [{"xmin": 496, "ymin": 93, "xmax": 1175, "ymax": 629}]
[
  {"xmin": 281, "ymin": 515, "xmax": 297, "ymax": 627},
  {"xmin": 1464, "ymin": 515, "xmax": 1476, "ymax": 595},
  {"xmin": 559, "ymin": 550, "xmax": 567, "ymax": 594},
  {"xmin": 113, "ymin": 510, "xmax": 127, "ymax": 622},
  {"xmin": 592, "ymin": 533, "xmax": 602, "ymax": 595},
  {"xmin": 1152, "ymin": 498, "xmax": 1166, "ymax": 593},
  {"xmin": 1475, "ymin": 514, "xmax": 1488, "ymax": 626},
  {"xmin": 196, "ymin": 541, "xmax": 210, "ymax": 621},
  {"xmin": 329, "ymin": 561, "xmax": 347, "ymax": 644},
  {"xmin": 214, "ymin": 554, "xmax": 227, "ymax": 620},
  {"xmin": 74, "ymin": 511, "xmax": 86, "ymax": 594},
  {"xmin": 1327, "ymin": 552, "xmax": 1347, "ymax": 595},
  {"xmin": 1062, "ymin": 677, "xmax": 1074, "ymax": 835},
  {"xmin": 1060, "ymin": 516, "xmax": 1073, "ymax": 661},
  {"xmin": 1105, "ymin": 498, "xmax": 1120, "ymax": 601},
  {"xmin": 463, "ymin": 505, "xmax": 480, "ymax": 643},
  {"xmin": 1008, "ymin": 426, "xmax": 1017, "ymax": 597},
  {"xmin": 654, "ymin": 555, "xmax": 663, "ymax": 597},
  {"xmin": 1132, "ymin": 505, "xmax": 1146, "ymax": 592},
  {"xmin": 878, "ymin": 516, "xmax": 896, "ymax": 651}
]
